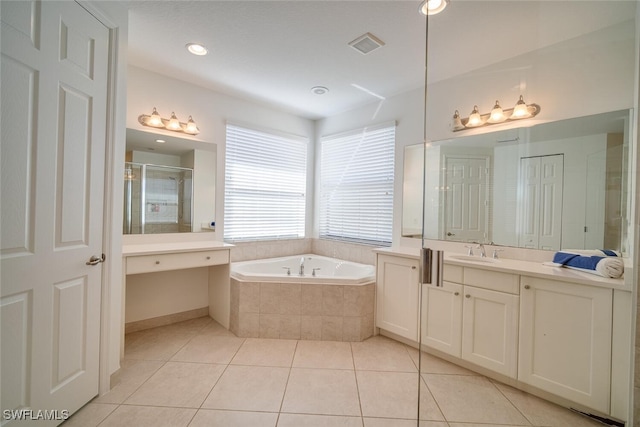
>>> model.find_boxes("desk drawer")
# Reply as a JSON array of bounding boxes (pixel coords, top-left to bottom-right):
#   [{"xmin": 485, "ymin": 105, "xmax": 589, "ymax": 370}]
[{"xmin": 126, "ymin": 250, "xmax": 229, "ymax": 275}]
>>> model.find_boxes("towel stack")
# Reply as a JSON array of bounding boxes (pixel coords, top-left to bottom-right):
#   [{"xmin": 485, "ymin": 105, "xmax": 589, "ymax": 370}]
[{"xmin": 549, "ymin": 249, "xmax": 624, "ymax": 279}]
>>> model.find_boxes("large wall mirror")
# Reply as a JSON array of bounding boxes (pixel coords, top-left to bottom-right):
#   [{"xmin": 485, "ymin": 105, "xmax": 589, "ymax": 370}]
[
  {"xmin": 403, "ymin": 109, "xmax": 633, "ymax": 254},
  {"xmin": 124, "ymin": 128, "xmax": 217, "ymax": 234}
]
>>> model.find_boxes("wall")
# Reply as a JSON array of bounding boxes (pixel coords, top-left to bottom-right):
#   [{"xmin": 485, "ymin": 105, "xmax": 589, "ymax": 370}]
[
  {"xmin": 127, "ymin": 65, "xmax": 316, "ymax": 240},
  {"xmin": 384, "ymin": 17, "xmax": 635, "ymax": 248},
  {"xmin": 315, "ymin": 87, "xmax": 425, "ymax": 246},
  {"xmin": 125, "ymin": 66, "xmax": 315, "ymax": 324},
  {"xmin": 633, "ymin": 3, "xmax": 640, "ymax": 424},
  {"xmin": 492, "ymin": 133, "xmax": 608, "ymax": 249}
]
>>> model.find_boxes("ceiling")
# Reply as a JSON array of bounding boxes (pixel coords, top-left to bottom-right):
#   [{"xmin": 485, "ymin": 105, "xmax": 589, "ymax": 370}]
[{"xmin": 125, "ymin": 1, "xmax": 636, "ymax": 120}]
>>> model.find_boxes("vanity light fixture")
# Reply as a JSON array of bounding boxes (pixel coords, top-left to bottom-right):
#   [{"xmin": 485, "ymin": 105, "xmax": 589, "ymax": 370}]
[
  {"xmin": 419, "ymin": 0, "xmax": 449, "ymax": 15},
  {"xmin": 138, "ymin": 108, "xmax": 200, "ymax": 135},
  {"xmin": 451, "ymin": 96, "xmax": 540, "ymax": 132}
]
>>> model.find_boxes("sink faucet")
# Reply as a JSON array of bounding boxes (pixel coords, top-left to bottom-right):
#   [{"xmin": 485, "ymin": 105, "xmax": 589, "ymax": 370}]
[
  {"xmin": 476, "ymin": 243, "xmax": 486, "ymax": 258},
  {"xmin": 299, "ymin": 256, "xmax": 305, "ymax": 276}
]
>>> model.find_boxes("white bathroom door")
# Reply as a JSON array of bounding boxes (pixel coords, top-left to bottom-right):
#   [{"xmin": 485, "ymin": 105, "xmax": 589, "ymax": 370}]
[
  {"xmin": 1, "ymin": 1, "xmax": 109, "ymax": 423},
  {"xmin": 443, "ymin": 156, "xmax": 489, "ymax": 243}
]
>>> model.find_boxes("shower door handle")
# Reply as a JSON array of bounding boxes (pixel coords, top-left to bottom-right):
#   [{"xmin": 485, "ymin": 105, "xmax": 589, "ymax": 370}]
[{"xmin": 421, "ymin": 248, "xmax": 444, "ymax": 287}]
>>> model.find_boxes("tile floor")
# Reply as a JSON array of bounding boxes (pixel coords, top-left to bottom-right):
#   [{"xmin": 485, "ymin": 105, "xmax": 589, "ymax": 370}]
[{"xmin": 64, "ymin": 316, "xmax": 604, "ymax": 427}]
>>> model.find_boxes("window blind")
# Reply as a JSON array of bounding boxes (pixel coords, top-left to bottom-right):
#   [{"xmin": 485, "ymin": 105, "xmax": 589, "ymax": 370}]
[
  {"xmin": 319, "ymin": 122, "xmax": 395, "ymax": 246},
  {"xmin": 224, "ymin": 123, "xmax": 307, "ymax": 241}
]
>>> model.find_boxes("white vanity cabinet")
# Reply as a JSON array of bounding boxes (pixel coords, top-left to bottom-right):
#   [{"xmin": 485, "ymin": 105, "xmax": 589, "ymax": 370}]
[
  {"xmin": 518, "ymin": 276, "xmax": 613, "ymax": 413},
  {"xmin": 375, "ymin": 253, "xmax": 420, "ymax": 341},
  {"xmin": 421, "ymin": 265, "xmax": 519, "ymax": 378},
  {"xmin": 122, "ymin": 241, "xmax": 233, "ymax": 336}
]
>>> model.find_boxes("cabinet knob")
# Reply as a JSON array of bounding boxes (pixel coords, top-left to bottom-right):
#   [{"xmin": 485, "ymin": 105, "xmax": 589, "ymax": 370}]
[
  {"xmin": 454, "ymin": 292, "xmax": 459, "ymax": 296},
  {"xmin": 155, "ymin": 260, "xmax": 160, "ymax": 265},
  {"xmin": 411, "ymin": 266, "xmax": 416, "ymax": 270},
  {"xmin": 465, "ymin": 294, "xmax": 471, "ymax": 298},
  {"xmin": 206, "ymin": 256, "xmax": 211, "ymax": 260},
  {"xmin": 524, "ymin": 284, "xmax": 530, "ymax": 290}
]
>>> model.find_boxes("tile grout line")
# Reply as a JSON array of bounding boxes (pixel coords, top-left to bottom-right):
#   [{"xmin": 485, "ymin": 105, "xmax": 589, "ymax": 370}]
[
  {"xmin": 195, "ymin": 334, "xmax": 249, "ymax": 414},
  {"xmin": 275, "ymin": 339, "xmax": 299, "ymax": 426},
  {"xmin": 488, "ymin": 378, "xmax": 535, "ymax": 427},
  {"xmin": 349, "ymin": 341, "xmax": 366, "ymax": 427}
]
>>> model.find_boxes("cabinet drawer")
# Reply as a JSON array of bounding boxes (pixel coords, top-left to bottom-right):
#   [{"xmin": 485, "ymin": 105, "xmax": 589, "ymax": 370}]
[
  {"xmin": 443, "ymin": 264, "xmax": 463, "ymax": 283},
  {"xmin": 463, "ymin": 267, "xmax": 519, "ymax": 294},
  {"xmin": 126, "ymin": 250, "xmax": 229, "ymax": 275}
]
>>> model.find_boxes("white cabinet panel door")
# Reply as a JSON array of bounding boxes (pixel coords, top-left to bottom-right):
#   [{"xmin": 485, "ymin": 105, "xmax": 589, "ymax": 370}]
[
  {"xmin": 461, "ymin": 286, "xmax": 519, "ymax": 378},
  {"xmin": 421, "ymin": 281, "xmax": 463, "ymax": 357},
  {"xmin": 376, "ymin": 255, "xmax": 419, "ymax": 341},
  {"xmin": 519, "ymin": 277, "xmax": 612, "ymax": 413},
  {"xmin": 1, "ymin": 1, "xmax": 109, "ymax": 423}
]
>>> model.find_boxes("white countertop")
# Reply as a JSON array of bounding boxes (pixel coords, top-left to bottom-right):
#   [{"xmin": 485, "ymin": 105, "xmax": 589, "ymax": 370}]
[
  {"xmin": 374, "ymin": 247, "xmax": 628, "ymax": 291},
  {"xmin": 123, "ymin": 240, "xmax": 234, "ymax": 257}
]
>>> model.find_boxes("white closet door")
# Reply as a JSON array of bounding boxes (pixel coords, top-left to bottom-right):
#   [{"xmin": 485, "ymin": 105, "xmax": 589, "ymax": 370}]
[
  {"xmin": 517, "ymin": 155, "xmax": 563, "ymax": 250},
  {"xmin": 537, "ymin": 155, "xmax": 563, "ymax": 250},
  {"xmin": 1, "ymin": 1, "xmax": 109, "ymax": 423}
]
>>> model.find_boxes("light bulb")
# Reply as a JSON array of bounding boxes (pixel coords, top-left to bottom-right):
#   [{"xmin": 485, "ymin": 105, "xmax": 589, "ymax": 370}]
[
  {"xmin": 184, "ymin": 116, "xmax": 199, "ymax": 135},
  {"xmin": 511, "ymin": 95, "xmax": 531, "ymax": 119},
  {"xmin": 466, "ymin": 105, "xmax": 483, "ymax": 127},
  {"xmin": 419, "ymin": 0, "xmax": 449, "ymax": 15},
  {"xmin": 147, "ymin": 107, "xmax": 163, "ymax": 127},
  {"xmin": 186, "ymin": 43, "xmax": 208, "ymax": 56},
  {"xmin": 487, "ymin": 100, "xmax": 506, "ymax": 123},
  {"xmin": 451, "ymin": 110, "xmax": 464, "ymax": 131},
  {"xmin": 166, "ymin": 112, "xmax": 181, "ymax": 131}
]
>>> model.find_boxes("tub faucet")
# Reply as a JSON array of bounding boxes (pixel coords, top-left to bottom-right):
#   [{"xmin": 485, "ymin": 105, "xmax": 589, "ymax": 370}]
[{"xmin": 299, "ymin": 257, "xmax": 305, "ymax": 276}]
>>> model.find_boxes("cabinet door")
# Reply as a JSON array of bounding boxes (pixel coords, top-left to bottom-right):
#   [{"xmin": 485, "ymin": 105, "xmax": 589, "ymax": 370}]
[
  {"xmin": 462, "ymin": 286, "xmax": 519, "ymax": 378},
  {"xmin": 519, "ymin": 277, "xmax": 612, "ymax": 413},
  {"xmin": 421, "ymin": 281, "xmax": 463, "ymax": 357},
  {"xmin": 376, "ymin": 254, "xmax": 419, "ymax": 340}
]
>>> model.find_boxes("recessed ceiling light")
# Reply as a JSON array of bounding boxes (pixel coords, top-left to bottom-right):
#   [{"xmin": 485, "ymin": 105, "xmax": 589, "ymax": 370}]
[
  {"xmin": 311, "ymin": 86, "xmax": 329, "ymax": 95},
  {"xmin": 186, "ymin": 43, "xmax": 208, "ymax": 56},
  {"xmin": 155, "ymin": 139, "xmax": 166, "ymax": 144}
]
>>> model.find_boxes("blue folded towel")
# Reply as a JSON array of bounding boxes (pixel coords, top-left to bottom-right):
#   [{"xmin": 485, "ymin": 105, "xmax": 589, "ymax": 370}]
[
  {"xmin": 553, "ymin": 252, "xmax": 603, "ymax": 270},
  {"xmin": 551, "ymin": 250, "xmax": 624, "ymax": 278}
]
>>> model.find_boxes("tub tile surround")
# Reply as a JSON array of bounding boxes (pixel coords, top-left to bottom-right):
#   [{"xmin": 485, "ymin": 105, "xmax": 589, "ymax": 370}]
[
  {"xmin": 230, "ymin": 237, "xmax": 377, "ymax": 266},
  {"xmin": 230, "ymin": 278, "xmax": 375, "ymax": 341},
  {"xmin": 68, "ymin": 317, "xmax": 605, "ymax": 426}
]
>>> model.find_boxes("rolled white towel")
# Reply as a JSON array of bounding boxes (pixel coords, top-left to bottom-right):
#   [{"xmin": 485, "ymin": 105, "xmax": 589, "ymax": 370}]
[{"xmin": 595, "ymin": 257, "xmax": 624, "ymax": 278}]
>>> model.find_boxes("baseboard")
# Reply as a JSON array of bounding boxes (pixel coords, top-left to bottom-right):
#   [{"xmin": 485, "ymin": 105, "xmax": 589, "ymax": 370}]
[{"xmin": 125, "ymin": 307, "xmax": 209, "ymax": 334}]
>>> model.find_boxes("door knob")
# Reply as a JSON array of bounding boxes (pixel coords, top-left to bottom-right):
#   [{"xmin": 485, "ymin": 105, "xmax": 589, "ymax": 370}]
[{"xmin": 86, "ymin": 254, "xmax": 106, "ymax": 266}]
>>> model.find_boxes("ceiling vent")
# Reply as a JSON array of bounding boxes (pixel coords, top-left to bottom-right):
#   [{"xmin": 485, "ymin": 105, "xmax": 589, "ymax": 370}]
[{"xmin": 348, "ymin": 32, "xmax": 385, "ymax": 55}]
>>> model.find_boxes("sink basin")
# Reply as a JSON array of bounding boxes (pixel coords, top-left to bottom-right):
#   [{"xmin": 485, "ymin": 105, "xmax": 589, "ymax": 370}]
[{"xmin": 449, "ymin": 255, "xmax": 499, "ymax": 263}]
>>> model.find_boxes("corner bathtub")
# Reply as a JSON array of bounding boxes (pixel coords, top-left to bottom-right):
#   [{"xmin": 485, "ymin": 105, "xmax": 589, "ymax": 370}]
[
  {"xmin": 231, "ymin": 254, "xmax": 375, "ymax": 285},
  {"xmin": 230, "ymin": 254, "xmax": 375, "ymax": 341}
]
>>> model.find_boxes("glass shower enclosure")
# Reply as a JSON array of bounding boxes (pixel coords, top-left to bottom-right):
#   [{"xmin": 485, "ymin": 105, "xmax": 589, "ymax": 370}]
[{"xmin": 123, "ymin": 162, "xmax": 194, "ymax": 234}]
